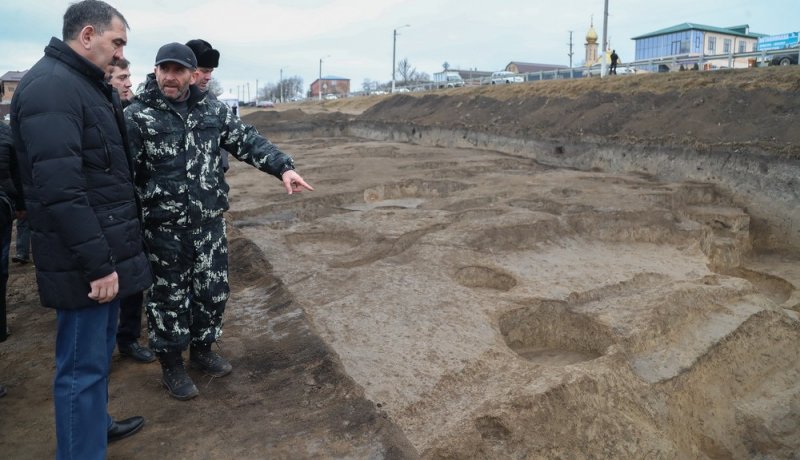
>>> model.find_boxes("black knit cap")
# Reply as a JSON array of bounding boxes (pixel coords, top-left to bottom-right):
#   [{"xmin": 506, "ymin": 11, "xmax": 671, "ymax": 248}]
[{"xmin": 185, "ymin": 39, "xmax": 220, "ymax": 68}]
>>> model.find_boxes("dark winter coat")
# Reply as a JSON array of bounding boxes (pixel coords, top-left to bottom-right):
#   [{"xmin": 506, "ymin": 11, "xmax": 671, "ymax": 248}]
[
  {"xmin": 125, "ymin": 75, "xmax": 294, "ymax": 228},
  {"xmin": 0, "ymin": 123, "xmax": 23, "ymax": 228},
  {"xmin": 10, "ymin": 37, "xmax": 152, "ymax": 309}
]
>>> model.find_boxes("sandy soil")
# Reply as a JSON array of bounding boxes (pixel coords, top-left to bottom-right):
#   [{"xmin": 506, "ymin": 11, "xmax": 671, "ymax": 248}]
[{"xmin": 1, "ymin": 66, "xmax": 799, "ymax": 459}]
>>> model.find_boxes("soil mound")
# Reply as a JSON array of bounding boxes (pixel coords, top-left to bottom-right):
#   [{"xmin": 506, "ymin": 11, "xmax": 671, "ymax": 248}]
[{"xmin": 358, "ymin": 67, "xmax": 800, "ymax": 157}]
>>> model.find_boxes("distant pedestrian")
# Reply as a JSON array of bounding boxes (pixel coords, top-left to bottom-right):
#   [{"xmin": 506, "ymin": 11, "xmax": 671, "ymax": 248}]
[{"xmin": 610, "ymin": 50, "xmax": 619, "ymax": 75}]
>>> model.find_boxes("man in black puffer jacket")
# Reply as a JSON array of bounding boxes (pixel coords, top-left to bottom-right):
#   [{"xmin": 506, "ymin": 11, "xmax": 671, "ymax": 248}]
[{"xmin": 10, "ymin": 1, "xmax": 152, "ymax": 457}]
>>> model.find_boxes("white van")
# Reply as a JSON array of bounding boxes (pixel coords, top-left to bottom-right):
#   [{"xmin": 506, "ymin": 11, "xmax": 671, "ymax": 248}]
[{"xmin": 491, "ymin": 71, "xmax": 524, "ymax": 84}]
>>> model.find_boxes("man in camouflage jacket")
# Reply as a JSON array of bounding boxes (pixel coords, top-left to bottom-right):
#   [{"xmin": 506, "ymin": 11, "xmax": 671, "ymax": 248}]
[{"xmin": 125, "ymin": 43, "xmax": 313, "ymax": 400}]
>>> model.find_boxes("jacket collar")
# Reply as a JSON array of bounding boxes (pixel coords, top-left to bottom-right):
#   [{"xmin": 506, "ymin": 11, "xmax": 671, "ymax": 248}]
[{"xmin": 44, "ymin": 37, "xmax": 108, "ymax": 85}]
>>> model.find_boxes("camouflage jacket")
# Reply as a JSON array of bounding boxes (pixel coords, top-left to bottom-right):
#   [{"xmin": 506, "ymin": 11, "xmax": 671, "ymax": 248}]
[{"xmin": 125, "ymin": 75, "xmax": 294, "ymax": 228}]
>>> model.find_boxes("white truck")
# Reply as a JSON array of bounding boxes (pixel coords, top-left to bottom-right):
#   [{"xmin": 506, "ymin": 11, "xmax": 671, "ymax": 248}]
[
  {"xmin": 490, "ymin": 71, "xmax": 524, "ymax": 84},
  {"xmin": 433, "ymin": 70, "xmax": 465, "ymax": 88}
]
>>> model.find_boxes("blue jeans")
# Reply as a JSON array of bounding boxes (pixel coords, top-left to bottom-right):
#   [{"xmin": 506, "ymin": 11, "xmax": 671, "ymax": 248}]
[
  {"xmin": 14, "ymin": 217, "xmax": 31, "ymax": 260},
  {"xmin": 54, "ymin": 299, "xmax": 119, "ymax": 460}
]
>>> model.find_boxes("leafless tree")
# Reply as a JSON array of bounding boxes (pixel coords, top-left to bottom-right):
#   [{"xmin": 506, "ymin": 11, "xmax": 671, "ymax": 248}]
[
  {"xmin": 396, "ymin": 58, "xmax": 415, "ymax": 84},
  {"xmin": 258, "ymin": 83, "xmax": 277, "ymax": 101},
  {"xmin": 259, "ymin": 76, "xmax": 304, "ymax": 102},
  {"xmin": 362, "ymin": 79, "xmax": 374, "ymax": 92},
  {"xmin": 277, "ymin": 75, "xmax": 304, "ymax": 101},
  {"xmin": 412, "ymin": 71, "xmax": 431, "ymax": 83}
]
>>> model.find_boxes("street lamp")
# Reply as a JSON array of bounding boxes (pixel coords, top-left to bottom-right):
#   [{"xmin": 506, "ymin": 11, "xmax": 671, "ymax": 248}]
[
  {"xmin": 392, "ymin": 24, "xmax": 410, "ymax": 93},
  {"xmin": 319, "ymin": 55, "xmax": 331, "ymax": 101}
]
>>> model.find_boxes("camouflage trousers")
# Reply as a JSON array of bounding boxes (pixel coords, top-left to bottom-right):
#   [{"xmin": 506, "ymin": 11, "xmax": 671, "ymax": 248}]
[{"xmin": 144, "ymin": 217, "xmax": 229, "ymax": 354}]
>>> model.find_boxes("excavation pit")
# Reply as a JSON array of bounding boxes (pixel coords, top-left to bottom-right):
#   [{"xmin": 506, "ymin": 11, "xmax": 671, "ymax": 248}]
[{"xmin": 498, "ymin": 303, "xmax": 614, "ymax": 367}]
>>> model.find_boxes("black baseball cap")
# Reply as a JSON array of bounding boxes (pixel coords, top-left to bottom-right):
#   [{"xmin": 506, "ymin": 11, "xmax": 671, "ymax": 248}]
[
  {"xmin": 154, "ymin": 42, "xmax": 197, "ymax": 69},
  {"xmin": 185, "ymin": 39, "xmax": 220, "ymax": 69}
]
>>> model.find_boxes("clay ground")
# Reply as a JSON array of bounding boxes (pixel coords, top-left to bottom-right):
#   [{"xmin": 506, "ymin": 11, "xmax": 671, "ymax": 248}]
[{"xmin": 1, "ymin": 67, "xmax": 800, "ymax": 459}]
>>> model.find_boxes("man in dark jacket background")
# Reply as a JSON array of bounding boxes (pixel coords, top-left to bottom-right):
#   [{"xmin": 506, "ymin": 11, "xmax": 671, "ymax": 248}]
[
  {"xmin": 108, "ymin": 57, "xmax": 134, "ymax": 106},
  {"xmin": 107, "ymin": 57, "xmax": 156, "ymax": 364},
  {"xmin": 10, "ymin": 1, "xmax": 152, "ymax": 457},
  {"xmin": 0, "ymin": 121, "xmax": 24, "ymax": 399},
  {"xmin": 185, "ymin": 39, "xmax": 231, "ymax": 172}
]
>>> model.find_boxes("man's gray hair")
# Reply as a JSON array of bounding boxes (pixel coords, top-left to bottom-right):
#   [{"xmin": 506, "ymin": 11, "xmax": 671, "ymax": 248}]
[{"xmin": 62, "ymin": 0, "xmax": 129, "ymax": 41}]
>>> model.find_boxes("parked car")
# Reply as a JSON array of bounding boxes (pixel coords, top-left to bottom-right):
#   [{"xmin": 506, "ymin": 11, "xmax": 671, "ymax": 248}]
[
  {"xmin": 324, "ymin": 93, "xmax": 338, "ymax": 100},
  {"xmin": 771, "ymin": 52, "xmax": 798, "ymax": 66},
  {"xmin": 584, "ymin": 63, "xmax": 636, "ymax": 77},
  {"xmin": 491, "ymin": 71, "xmax": 524, "ymax": 84},
  {"xmin": 434, "ymin": 70, "xmax": 465, "ymax": 88},
  {"xmin": 256, "ymin": 100, "xmax": 274, "ymax": 108}
]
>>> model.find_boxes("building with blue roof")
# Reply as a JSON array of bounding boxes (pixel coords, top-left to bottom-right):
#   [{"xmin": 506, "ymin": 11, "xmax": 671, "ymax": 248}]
[{"xmin": 632, "ymin": 23, "xmax": 768, "ymax": 70}]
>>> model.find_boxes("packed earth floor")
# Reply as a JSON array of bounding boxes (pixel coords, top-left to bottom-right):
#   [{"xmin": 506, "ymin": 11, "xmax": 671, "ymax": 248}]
[{"xmin": 1, "ymin": 66, "xmax": 799, "ymax": 459}]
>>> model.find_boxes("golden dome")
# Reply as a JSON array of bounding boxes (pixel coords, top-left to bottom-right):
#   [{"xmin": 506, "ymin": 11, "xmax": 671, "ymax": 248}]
[{"xmin": 586, "ymin": 24, "xmax": 598, "ymax": 43}]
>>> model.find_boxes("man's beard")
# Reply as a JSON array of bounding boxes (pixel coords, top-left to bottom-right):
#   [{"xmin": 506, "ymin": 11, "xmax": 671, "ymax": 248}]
[{"xmin": 160, "ymin": 83, "xmax": 190, "ymax": 102}]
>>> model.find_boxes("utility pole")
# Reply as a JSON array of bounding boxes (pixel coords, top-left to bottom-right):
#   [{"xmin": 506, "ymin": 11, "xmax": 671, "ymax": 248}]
[
  {"xmin": 567, "ymin": 30, "xmax": 574, "ymax": 68},
  {"xmin": 280, "ymin": 68, "xmax": 283, "ymax": 103},
  {"xmin": 392, "ymin": 24, "xmax": 410, "ymax": 93},
  {"xmin": 255, "ymin": 79, "xmax": 259, "ymax": 105},
  {"xmin": 601, "ymin": 0, "xmax": 609, "ymax": 78}
]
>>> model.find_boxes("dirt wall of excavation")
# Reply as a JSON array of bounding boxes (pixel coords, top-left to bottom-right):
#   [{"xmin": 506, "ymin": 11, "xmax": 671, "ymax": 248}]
[{"xmin": 346, "ymin": 122, "xmax": 800, "ymax": 253}]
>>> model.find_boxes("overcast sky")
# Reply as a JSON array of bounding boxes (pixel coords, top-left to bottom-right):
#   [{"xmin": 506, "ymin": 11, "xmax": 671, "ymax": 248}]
[{"xmin": 1, "ymin": 0, "xmax": 798, "ymax": 99}]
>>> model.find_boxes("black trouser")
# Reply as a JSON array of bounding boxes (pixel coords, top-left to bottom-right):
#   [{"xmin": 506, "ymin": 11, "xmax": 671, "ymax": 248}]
[
  {"xmin": 0, "ymin": 273, "xmax": 7, "ymax": 343},
  {"xmin": 116, "ymin": 291, "xmax": 144, "ymax": 346},
  {"xmin": 0, "ymin": 221, "xmax": 10, "ymax": 343}
]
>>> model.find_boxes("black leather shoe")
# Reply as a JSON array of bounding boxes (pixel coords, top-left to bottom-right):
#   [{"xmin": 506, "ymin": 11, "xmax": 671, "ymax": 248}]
[
  {"xmin": 108, "ymin": 416, "xmax": 144, "ymax": 442},
  {"xmin": 118, "ymin": 342, "xmax": 156, "ymax": 363}
]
